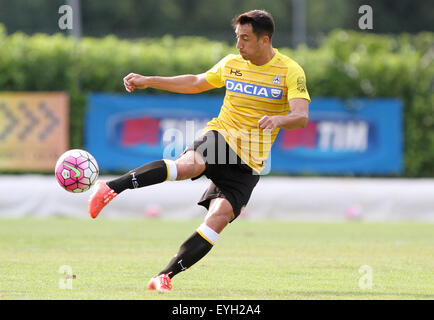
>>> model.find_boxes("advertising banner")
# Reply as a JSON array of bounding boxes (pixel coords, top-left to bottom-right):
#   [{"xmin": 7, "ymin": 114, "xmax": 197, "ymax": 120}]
[
  {"xmin": 0, "ymin": 92, "xmax": 69, "ymax": 171},
  {"xmin": 86, "ymin": 94, "xmax": 402, "ymax": 174},
  {"xmin": 272, "ymin": 98, "xmax": 403, "ymax": 174}
]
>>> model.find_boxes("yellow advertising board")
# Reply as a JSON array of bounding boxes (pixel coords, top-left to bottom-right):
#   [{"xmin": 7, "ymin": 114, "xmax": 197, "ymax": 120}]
[{"xmin": 0, "ymin": 92, "xmax": 69, "ymax": 171}]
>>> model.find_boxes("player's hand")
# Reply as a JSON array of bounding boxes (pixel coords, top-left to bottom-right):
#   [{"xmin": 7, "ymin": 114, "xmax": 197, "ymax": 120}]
[
  {"xmin": 258, "ymin": 115, "xmax": 280, "ymax": 132},
  {"xmin": 123, "ymin": 73, "xmax": 147, "ymax": 92}
]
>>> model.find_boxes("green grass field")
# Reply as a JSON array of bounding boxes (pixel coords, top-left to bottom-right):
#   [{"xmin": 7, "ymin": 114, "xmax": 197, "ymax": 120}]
[{"xmin": 0, "ymin": 217, "xmax": 433, "ymax": 300}]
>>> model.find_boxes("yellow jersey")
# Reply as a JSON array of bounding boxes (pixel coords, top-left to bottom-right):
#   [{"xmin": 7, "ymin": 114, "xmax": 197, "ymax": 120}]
[{"xmin": 204, "ymin": 48, "xmax": 311, "ymax": 174}]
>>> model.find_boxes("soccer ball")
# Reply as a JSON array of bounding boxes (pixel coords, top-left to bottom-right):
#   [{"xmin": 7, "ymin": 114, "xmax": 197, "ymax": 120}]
[{"xmin": 55, "ymin": 149, "xmax": 99, "ymax": 193}]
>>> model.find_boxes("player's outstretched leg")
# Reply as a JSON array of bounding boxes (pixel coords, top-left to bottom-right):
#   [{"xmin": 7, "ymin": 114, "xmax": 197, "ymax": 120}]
[
  {"xmin": 147, "ymin": 198, "xmax": 233, "ymax": 291},
  {"xmin": 88, "ymin": 159, "xmax": 178, "ymax": 219},
  {"xmin": 88, "ymin": 151, "xmax": 206, "ymax": 219}
]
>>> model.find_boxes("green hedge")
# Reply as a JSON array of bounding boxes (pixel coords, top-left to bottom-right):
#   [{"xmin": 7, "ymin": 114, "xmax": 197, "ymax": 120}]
[{"xmin": 1, "ymin": 25, "xmax": 432, "ymax": 176}]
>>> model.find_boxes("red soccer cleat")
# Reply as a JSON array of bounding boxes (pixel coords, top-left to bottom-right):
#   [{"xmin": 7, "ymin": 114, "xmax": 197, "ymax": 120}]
[
  {"xmin": 147, "ymin": 273, "xmax": 173, "ymax": 292},
  {"xmin": 88, "ymin": 181, "xmax": 118, "ymax": 219}
]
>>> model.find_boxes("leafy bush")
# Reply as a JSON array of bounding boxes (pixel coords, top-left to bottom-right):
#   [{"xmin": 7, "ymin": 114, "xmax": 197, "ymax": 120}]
[{"xmin": 1, "ymin": 24, "xmax": 432, "ymax": 176}]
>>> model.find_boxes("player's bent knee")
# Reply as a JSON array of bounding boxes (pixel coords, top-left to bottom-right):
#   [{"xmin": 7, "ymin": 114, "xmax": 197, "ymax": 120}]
[
  {"xmin": 175, "ymin": 162, "xmax": 204, "ymax": 180},
  {"xmin": 175, "ymin": 151, "xmax": 205, "ymax": 180}
]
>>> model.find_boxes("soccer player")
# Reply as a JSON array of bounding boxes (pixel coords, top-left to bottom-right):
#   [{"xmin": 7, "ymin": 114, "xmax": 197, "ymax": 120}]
[{"xmin": 88, "ymin": 9, "xmax": 310, "ymax": 291}]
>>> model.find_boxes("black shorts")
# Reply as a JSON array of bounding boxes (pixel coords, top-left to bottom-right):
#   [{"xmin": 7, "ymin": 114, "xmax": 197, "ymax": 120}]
[{"xmin": 181, "ymin": 130, "xmax": 260, "ymax": 220}]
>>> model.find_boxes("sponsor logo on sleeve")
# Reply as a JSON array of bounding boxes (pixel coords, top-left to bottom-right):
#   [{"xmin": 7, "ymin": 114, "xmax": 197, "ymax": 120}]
[{"xmin": 297, "ymin": 76, "xmax": 307, "ymax": 93}]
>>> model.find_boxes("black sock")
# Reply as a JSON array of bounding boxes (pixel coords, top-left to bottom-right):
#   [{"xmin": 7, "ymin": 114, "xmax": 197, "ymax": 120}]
[
  {"xmin": 159, "ymin": 232, "xmax": 213, "ymax": 278},
  {"xmin": 107, "ymin": 160, "xmax": 168, "ymax": 194}
]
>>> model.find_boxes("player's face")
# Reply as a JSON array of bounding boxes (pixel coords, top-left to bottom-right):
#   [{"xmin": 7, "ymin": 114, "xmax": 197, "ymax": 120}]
[{"xmin": 235, "ymin": 23, "xmax": 267, "ymax": 62}]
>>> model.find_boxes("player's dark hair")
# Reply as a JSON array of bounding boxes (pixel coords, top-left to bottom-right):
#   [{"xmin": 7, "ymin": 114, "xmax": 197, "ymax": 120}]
[{"xmin": 232, "ymin": 9, "xmax": 275, "ymax": 40}]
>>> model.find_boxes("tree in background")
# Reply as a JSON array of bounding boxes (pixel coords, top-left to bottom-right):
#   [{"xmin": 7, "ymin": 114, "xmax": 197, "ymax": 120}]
[{"xmin": 0, "ymin": 0, "xmax": 432, "ymax": 47}]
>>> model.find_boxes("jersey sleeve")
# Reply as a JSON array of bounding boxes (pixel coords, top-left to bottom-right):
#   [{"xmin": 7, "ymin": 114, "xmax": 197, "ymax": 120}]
[
  {"xmin": 286, "ymin": 64, "xmax": 311, "ymax": 102},
  {"xmin": 205, "ymin": 54, "xmax": 236, "ymax": 88}
]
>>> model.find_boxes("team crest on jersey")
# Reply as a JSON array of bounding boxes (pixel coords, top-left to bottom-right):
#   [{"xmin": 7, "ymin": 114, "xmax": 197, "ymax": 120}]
[
  {"xmin": 225, "ymin": 79, "xmax": 283, "ymax": 100},
  {"xmin": 273, "ymin": 75, "xmax": 281, "ymax": 85}
]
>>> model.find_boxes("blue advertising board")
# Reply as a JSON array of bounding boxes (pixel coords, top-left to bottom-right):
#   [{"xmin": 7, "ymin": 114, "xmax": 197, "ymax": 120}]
[{"xmin": 86, "ymin": 93, "xmax": 403, "ymax": 174}]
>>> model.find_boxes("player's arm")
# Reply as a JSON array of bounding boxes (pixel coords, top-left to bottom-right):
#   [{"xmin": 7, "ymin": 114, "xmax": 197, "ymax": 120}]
[
  {"xmin": 258, "ymin": 98, "xmax": 309, "ymax": 132},
  {"xmin": 123, "ymin": 72, "xmax": 216, "ymax": 94}
]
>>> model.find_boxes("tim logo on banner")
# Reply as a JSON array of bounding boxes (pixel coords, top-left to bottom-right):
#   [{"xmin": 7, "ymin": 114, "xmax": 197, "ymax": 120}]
[
  {"xmin": 281, "ymin": 119, "xmax": 372, "ymax": 153},
  {"xmin": 272, "ymin": 98, "xmax": 403, "ymax": 174}
]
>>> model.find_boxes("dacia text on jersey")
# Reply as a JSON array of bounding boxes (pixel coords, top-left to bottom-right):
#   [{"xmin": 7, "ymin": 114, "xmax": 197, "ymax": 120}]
[{"xmin": 225, "ymin": 79, "xmax": 283, "ymax": 100}]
